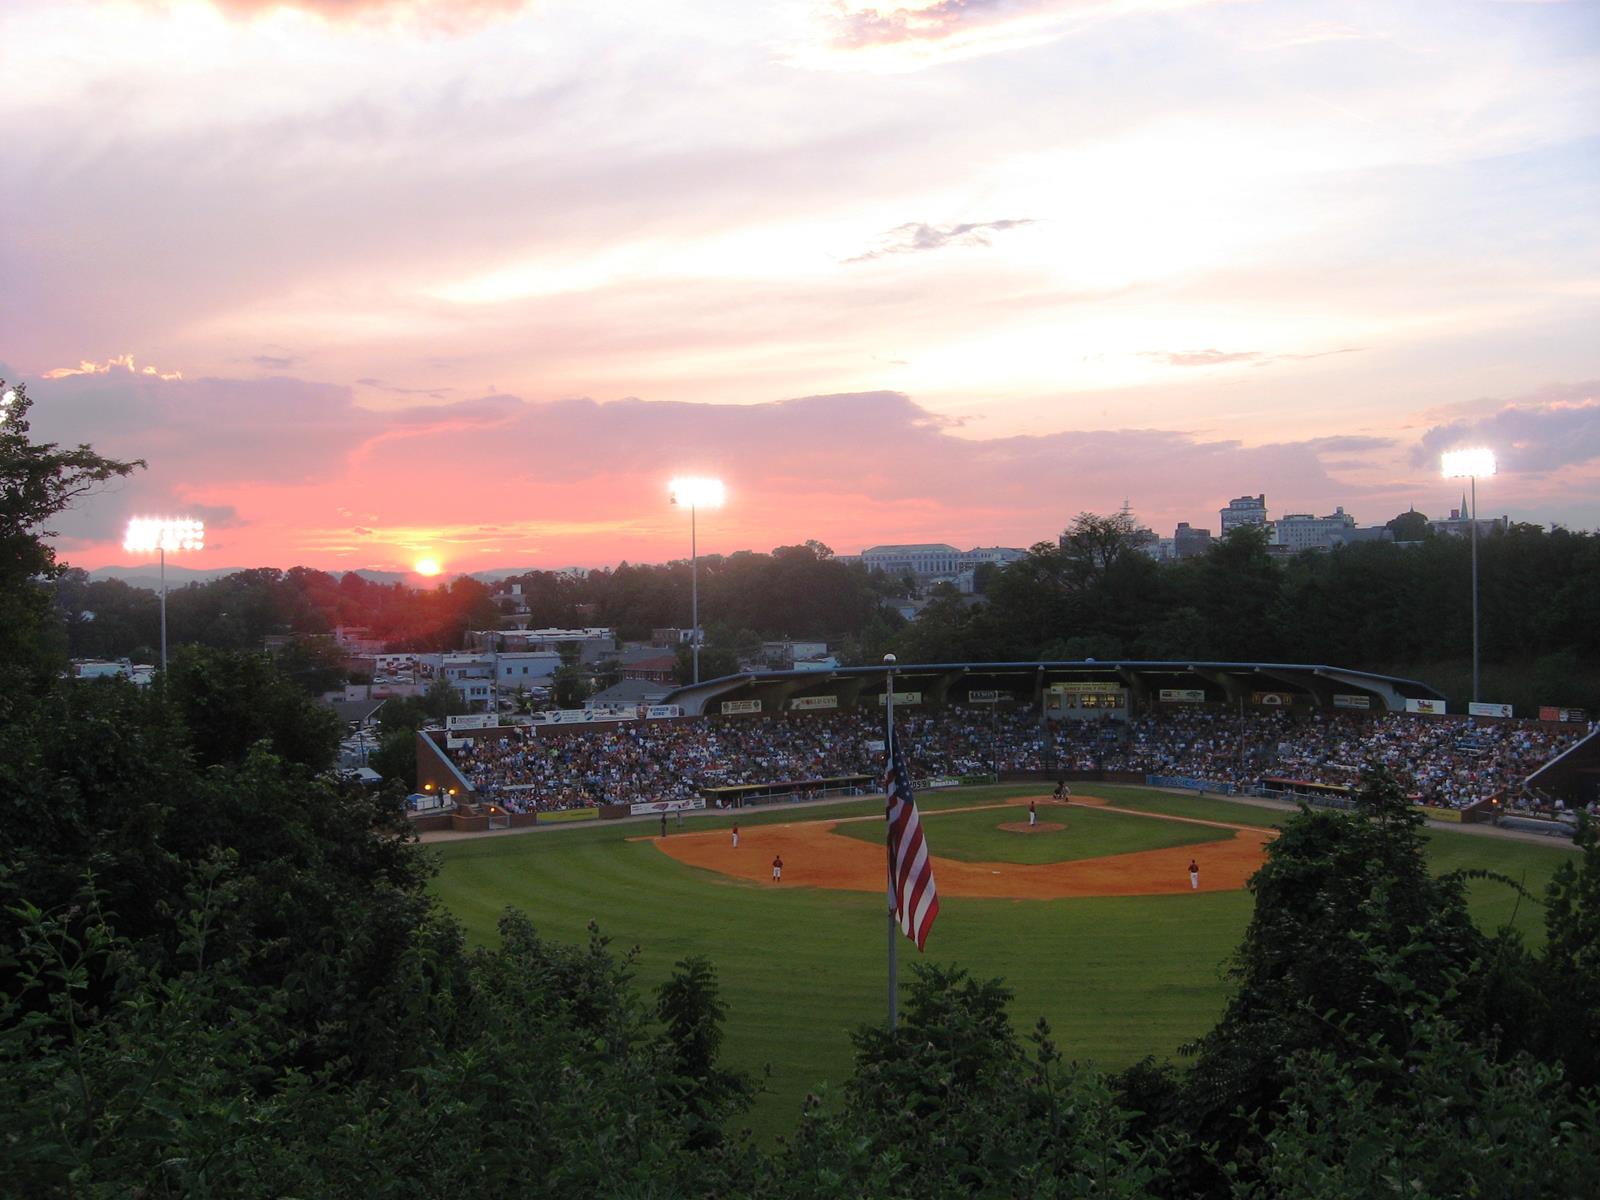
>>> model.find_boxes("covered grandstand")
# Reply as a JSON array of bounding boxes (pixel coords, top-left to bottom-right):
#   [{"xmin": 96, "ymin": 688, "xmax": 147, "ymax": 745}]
[
  {"xmin": 659, "ymin": 660, "xmax": 1447, "ymax": 720},
  {"xmin": 411, "ymin": 661, "xmax": 1595, "ymax": 828}
]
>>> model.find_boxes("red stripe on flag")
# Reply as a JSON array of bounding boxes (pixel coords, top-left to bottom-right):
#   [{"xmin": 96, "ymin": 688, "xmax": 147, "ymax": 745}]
[{"xmin": 885, "ymin": 730, "xmax": 939, "ymax": 951}]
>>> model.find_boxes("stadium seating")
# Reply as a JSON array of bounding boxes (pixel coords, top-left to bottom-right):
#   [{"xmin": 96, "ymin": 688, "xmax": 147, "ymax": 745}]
[{"xmin": 446, "ymin": 706, "xmax": 1585, "ymax": 814}]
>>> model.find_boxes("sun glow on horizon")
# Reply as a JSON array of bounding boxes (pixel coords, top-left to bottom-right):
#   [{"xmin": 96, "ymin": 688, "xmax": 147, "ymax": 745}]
[{"xmin": 414, "ymin": 556, "xmax": 442, "ymax": 576}]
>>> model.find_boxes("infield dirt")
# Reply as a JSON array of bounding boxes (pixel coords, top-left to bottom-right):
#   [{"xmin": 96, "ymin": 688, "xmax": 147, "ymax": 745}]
[{"xmin": 649, "ymin": 794, "xmax": 1274, "ymax": 899}]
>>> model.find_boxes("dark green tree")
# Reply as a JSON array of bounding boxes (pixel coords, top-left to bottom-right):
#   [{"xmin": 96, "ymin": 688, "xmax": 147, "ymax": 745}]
[
  {"xmin": 655, "ymin": 956, "xmax": 753, "ymax": 1149},
  {"xmin": 1534, "ymin": 814, "xmax": 1600, "ymax": 1089},
  {"xmin": 673, "ymin": 641, "xmax": 740, "ymax": 684},
  {"xmin": 1385, "ymin": 507, "xmax": 1431, "ymax": 541},
  {"xmin": 771, "ymin": 963, "xmax": 1163, "ymax": 1199},
  {"xmin": 0, "ymin": 380, "xmax": 143, "ymax": 686},
  {"xmin": 553, "ymin": 660, "xmax": 593, "ymax": 706},
  {"xmin": 165, "ymin": 645, "xmax": 342, "ymax": 770},
  {"xmin": 1178, "ymin": 767, "xmax": 1495, "ymax": 1194},
  {"xmin": 1228, "ymin": 952, "xmax": 1600, "ymax": 1199}
]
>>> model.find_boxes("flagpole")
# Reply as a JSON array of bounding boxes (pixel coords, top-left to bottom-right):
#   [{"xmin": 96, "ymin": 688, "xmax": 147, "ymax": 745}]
[{"xmin": 884, "ymin": 652, "xmax": 897, "ymax": 1032}]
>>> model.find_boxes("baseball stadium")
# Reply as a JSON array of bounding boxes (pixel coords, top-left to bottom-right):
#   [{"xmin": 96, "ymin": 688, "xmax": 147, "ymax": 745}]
[{"xmin": 422, "ymin": 660, "xmax": 1598, "ymax": 1137}]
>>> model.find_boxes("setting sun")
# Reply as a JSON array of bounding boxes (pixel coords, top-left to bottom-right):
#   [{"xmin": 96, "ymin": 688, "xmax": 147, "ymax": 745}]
[{"xmin": 414, "ymin": 557, "xmax": 442, "ymax": 577}]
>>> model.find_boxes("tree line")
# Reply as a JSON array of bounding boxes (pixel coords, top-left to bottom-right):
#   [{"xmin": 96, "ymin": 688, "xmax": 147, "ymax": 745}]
[
  {"xmin": 899, "ymin": 511, "xmax": 1600, "ymax": 712},
  {"xmin": 48, "ymin": 540, "xmax": 904, "ymax": 674},
  {"xmin": 44, "ymin": 507, "xmax": 1598, "ymax": 713}
]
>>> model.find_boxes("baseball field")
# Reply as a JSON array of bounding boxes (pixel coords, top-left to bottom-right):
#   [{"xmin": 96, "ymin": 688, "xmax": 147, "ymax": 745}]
[{"xmin": 428, "ymin": 784, "xmax": 1574, "ymax": 1140}]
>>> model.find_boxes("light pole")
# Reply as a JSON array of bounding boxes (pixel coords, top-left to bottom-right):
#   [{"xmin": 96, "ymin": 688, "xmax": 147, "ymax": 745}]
[
  {"xmin": 1441, "ymin": 449, "xmax": 1495, "ymax": 704},
  {"xmin": 123, "ymin": 516, "xmax": 205, "ymax": 675},
  {"xmin": 668, "ymin": 477, "xmax": 725, "ymax": 684}
]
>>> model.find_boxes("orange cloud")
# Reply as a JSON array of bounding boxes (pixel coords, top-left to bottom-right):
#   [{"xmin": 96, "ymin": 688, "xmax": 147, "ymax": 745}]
[
  {"xmin": 42, "ymin": 354, "xmax": 183, "ymax": 382},
  {"xmin": 821, "ymin": 0, "xmax": 1191, "ymax": 56},
  {"xmin": 203, "ymin": 0, "xmax": 536, "ymax": 31}
]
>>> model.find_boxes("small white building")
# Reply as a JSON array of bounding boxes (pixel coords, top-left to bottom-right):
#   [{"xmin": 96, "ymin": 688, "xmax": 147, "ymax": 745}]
[
  {"xmin": 495, "ymin": 651, "xmax": 562, "ymax": 687},
  {"xmin": 71, "ymin": 659, "xmax": 133, "ymax": 680}
]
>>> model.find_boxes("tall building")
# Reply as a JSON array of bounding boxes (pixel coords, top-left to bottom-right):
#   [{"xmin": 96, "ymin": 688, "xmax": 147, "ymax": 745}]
[
  {"xmin": 1174, "ymin": 522, "xmax": 1213, "ymax": 558},
  {"xmin": 1272, "ymin": 507, "xmax": 1357, "ymax": 553},
  {"xmin": 1219, "ymin": 494, "xmax": 1268, "ymax": 534}
]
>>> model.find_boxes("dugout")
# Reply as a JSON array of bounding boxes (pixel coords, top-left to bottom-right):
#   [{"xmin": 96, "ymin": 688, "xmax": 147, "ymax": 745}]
[
  {"xmin": 1524, "ymin": 724, "xmax": 1600, "ymax": 809},
  {"xmin": 702, "ymin": 774, "xmax": 874, "ymax": 809},
  {"xmin": 1260, "ymin": 776, "xmax": 1356, "ymax": 809}
]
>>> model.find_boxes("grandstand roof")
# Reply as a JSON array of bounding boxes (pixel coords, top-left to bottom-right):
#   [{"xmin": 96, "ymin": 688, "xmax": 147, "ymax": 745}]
[{"xmin": 661, "ymin": 660, "xmax": 1446, "ymax": 717}]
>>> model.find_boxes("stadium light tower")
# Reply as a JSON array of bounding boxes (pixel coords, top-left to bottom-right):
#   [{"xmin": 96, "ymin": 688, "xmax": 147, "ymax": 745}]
[
  {"xmin": 123, "ymin": 516, "xmax": 205, "ymax": 675},
  {"xmin": 668, "ymin": 477, "xmax": 725, "ymax": 685},
  {"xmin": 1440, "ymin": 449, "xmax": 1495, "ymax": 704}
]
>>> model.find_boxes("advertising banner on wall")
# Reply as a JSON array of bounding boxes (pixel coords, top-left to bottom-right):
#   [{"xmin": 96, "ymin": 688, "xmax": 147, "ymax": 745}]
[
  {"xmin": 446, "ymin": 714, "xmax": 496, "ymax": 730},
  {"xmin": 530, "ymin": 709, "xmax": 636, "ymax": 725},
  {"xmin": 1333, "ymin": 694, "xmax": 1371, "ymax": 710},
  {"xmin": 720, "ymin": 699, "xmax": 762, "ymax": 715},
  {"xmin": 1468, "ymin": 702, "xmax": 1514, "ymax": 719},
  {"xmin": 789, "ymin": 695, "xmax": 839, "ymax": 711},
  {"xmin": 1539, "ymin": 706, "xmax": 1588, "ymax": 723},
  {"xmin": 1051, "ymin": 681, "xmax": 1122, "ymax": 693},
  {"xmin": 1251, "ymin": 691, "xmax": 1294, "ymax": 707},
  {"xmin": 628, "ymin": 798, "xmax": 708, "ymax": 816},
  {"xmin": 878, "ymin": 691, "xmax": 923, "ymax": 705},
  {"xmin": 1159, "ymin": 688, "xmax": 1206, "ymax": 703},
  {"xmin": 644, "ymin": 705, "xmax": 682, "ymax": 719},
  {"xmin": 966, "ymin": 690, "xmax": 1002, "ymax": 704},
  {"xmin": 1405, "ymin": 698, "xmax": 1447, "ymax": 715},
  {"xmin": 550, "ymin": 709, "xmax": 598, "ymax": 724}
]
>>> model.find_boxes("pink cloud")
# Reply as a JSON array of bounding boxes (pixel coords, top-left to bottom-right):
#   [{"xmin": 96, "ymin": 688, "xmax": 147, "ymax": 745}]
[
  {"xmin": 1411, "ymin": 382, "xmax": 1600, "ymax": 475},
  {"xmin": 830, "ymin": 0, "xmax": 1058, "ymax": 50},
  {"xmin": 27, "ymin": 366, "xmax": 1585, "ymax": 576},
  {"xmin": 1142, "ymin": 348, "xmax": 1363, "ymax": 369},
  {"xmin": 821, "ymin": 0, "xmax": 1222, "ymax": 56}
]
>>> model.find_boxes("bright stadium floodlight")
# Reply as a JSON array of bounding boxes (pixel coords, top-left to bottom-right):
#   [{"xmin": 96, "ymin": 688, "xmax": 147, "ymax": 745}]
[
  {"xmin": 1439, "ymin": 449, "xmax": 1496, "ymax": 704},
  {"xmin": 124, "ymin": 516, "xmax": 206, "ymax": 675},
  {"xmin": 1441, "ymin": 448, "xmax": 1496, "ymax": 481},
  {"xmin": 668, "ymin": 476, "xmax": 725, "ymax": 510},
  {"xmin": 668, "ymin": 477, "xmax": 726, "ymax": 685}
]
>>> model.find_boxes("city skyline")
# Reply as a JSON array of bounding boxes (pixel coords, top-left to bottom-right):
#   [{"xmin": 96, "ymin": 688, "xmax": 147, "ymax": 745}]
[
  {"xmin": 4, "ymin": 0, "xmax": 1597, "ymax": 577},
  {"xmin": 77, "ymin": 484, "xmax": 1513, "ymax": 586}
]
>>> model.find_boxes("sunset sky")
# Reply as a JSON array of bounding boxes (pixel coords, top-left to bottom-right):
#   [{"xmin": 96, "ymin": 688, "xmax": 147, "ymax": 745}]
[{"xmin": 4, "ymin": 0, "xmax": 1597, "ymax": 579}]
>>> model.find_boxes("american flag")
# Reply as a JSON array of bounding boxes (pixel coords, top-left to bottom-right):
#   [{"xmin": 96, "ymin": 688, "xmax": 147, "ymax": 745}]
[{"xmin": 884, "ymin": 727, "xmax": 939, "ymax": 951}]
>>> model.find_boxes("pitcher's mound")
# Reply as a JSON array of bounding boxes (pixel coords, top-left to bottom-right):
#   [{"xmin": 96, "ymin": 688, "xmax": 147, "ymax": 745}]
[{"xmin": 999, "ymin": 821, "xmax": 1064, "ymax": 833}]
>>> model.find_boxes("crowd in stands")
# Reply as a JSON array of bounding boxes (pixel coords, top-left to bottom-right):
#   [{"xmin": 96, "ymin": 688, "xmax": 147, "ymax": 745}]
[{"xmin": 445, "ymin": 705, "xmax": 1588, "ymax": 814}]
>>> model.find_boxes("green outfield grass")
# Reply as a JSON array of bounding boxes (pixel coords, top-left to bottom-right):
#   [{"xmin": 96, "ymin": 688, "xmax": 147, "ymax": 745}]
[
  {"xmin": 831, "ymin": 801, "xmax": 1223, "ymax": 864},
  {"xmin": 428, "ymin": 783, "xmax": 1575, "ymax": 1143}
]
